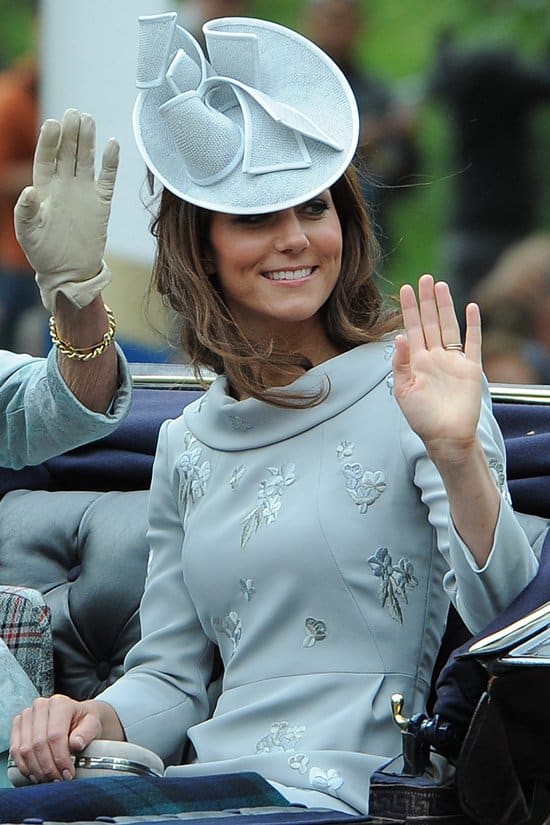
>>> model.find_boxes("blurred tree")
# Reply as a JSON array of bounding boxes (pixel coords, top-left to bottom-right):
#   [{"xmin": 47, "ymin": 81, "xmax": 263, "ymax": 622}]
[{"xmin": 0, "ymin": 0, "xmax": 35, "ymax": 68}]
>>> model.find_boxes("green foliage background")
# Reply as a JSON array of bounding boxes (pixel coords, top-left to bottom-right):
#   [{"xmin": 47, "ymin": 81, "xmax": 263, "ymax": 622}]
[
  {"xmin": 250, "ymin": 0, "xmax": 550, "ymax": 295},
  {"xmin": 1, "ymin": 0, "xmax": 549, "ymax": 295}
]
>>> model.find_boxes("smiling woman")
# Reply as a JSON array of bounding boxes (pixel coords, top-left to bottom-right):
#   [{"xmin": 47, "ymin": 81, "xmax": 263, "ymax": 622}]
[
  {"xmin": 9, "ymin": 12, "xmax": 541, "ymax": 818},
  {"xmin": 208, "ymin": 193, "xmax": 343, "ymax": 360},
  {"xmin": 151, "ymin": 167, "xmax": 391, "ymax": 403}
]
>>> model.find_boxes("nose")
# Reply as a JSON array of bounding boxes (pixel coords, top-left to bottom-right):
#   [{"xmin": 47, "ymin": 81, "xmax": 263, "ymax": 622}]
[{"xmin": 272, "ymin": 210, "xmax": 310, "ymax": 254}]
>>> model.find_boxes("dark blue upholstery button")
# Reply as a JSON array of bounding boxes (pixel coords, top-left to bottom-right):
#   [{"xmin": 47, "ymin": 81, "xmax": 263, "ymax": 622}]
[
  {"xmin": 96, "ymin": 661, "xmax": 111, "ymax": 681},
  {"xmin": 67, "ymin": 565, "xmax": 81, "ymax": 582}
]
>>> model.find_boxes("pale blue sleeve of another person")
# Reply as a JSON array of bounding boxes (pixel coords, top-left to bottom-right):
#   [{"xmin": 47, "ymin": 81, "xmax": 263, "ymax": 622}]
[{"xmin": 0, "ymin": 345, "xmax": 132, "ymax": 469}]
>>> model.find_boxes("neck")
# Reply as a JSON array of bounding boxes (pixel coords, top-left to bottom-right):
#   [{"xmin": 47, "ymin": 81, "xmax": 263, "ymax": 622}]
[
  {"xmin": 255, "ymin": 315, "xmax": 342, "ymax": 366},
  {"xmin": 228, "ymin": 321, "xmax": 345, "ymax": 401}
]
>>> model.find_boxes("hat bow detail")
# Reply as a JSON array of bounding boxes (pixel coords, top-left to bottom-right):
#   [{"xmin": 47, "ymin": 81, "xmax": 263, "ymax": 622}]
[{"xmin": 136, "ymin": 13, "xmax": 344, "ymax": 187}]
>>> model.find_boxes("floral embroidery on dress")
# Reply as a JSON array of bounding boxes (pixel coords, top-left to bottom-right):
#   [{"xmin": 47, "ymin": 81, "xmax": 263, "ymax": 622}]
[
  {"xmin": 229, "ymin": 415, "xmax": 252, "ymax": 432},
  {"xmin": 240, "ymin": 578, "xmax": 256, "ymax": 601},
  {"xmin": 488, "ymin": 459, "xmax": 506, "ymax": 493},
  {"xmin": 230, "ymin": 465, "xmax": 246, "ymax": 490},
  {"xmin": 342, "ymin": 463, "xmax": 387, "ymax": 514},
  {"xmin": 386, "ymin": 372, "xmax": 394, "ymax": 395},
  {"xmin": 288, "ymin": 753, "xmax": 310, "ymax": 774},
  {"xmin": 309, "ymin": 767, "xmax": 344, "ymax": 793},
  {"xmin": 241, "ymin": 464, "xmax": 296, "ymax": 549},
  {"xmin": 177, "ymin": 432, "xmax": 211, "ymax": 522},
  {"xmin": 384, "ymin": 342, "xmax": 395, "ymax": 360},
  {"xmin": 336, "ymin": 441, "xmax": 354, "ymax": 461},
  {"xmin": 288, "ymin": 755, "xmax": 344, "ymax": 795},
  {"xmin": 211, "ymin": 610, "xmax": 242, "ymax": 654},
  {"xmin": 368, "ymin": 547, "xmax": 419, "ymax": 624},
  {"xmin": 303, "ymin": 617, "xmax": 327, "ymax": 647},
  {"xmin": 256, "ymin": 721, "xmax": 306, "ymax": 753}
]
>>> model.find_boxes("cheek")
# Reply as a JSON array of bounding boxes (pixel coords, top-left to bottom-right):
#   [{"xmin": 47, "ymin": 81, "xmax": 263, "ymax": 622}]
[
  {"xmin": 322, "ymin": 223, "xmax": 343, "ymax": 267},
  {"xmin": 211, "ymin": 233, "xmax": 263, "ymax": 280}
]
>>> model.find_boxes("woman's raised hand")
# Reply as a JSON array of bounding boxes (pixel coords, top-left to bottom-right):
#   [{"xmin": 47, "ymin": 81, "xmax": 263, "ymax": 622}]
[
  {"xmin": 14, "ymin": 108, "xmax": 119, "ymax": 313},
  {"xmin": 392, "ymin": 274, "xmax": 483, "ymax": 459}
]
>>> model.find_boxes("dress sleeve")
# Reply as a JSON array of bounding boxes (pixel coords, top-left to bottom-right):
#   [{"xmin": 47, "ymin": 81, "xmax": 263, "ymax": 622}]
[
  {"xmin": 399, "ymin": 381, "xmax": 539, "ymax": 633},
  {"xmin": 98, "ymin": 420, "xmax": 214, "ymax": 762},
  {"xmin": 0, "ymin": 347, "xmax": 131, "ymax": 469}
]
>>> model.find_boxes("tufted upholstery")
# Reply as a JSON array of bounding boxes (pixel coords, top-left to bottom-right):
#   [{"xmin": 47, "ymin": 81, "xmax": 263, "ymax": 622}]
[
  {"xmin": 0, "ymin": 385, "xmax": 202, "ymax": 699},
  {"xmin": 0, "ymin": 383, "xmax": 549, "ymax": 704},
  {"xmin": 0, "ymin": 489, "xmax": 149, "ymax": 697}
]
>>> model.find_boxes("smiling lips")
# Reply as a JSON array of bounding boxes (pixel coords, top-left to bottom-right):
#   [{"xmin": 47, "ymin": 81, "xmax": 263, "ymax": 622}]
[{"xmin": 262, "ymin": 266, "xmax": 316, "ymax": 282}]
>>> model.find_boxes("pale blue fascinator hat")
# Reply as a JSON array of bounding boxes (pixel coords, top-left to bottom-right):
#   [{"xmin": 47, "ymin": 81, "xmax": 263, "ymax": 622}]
[{"xmin": 133, "ymin": 13, "xmax": 360, "ymax": 214}]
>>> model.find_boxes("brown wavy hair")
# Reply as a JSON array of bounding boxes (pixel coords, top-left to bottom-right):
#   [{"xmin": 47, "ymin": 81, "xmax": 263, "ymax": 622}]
[{"xmin": 150, "ymin": 162, "xmax": 400, "ymax": 406}]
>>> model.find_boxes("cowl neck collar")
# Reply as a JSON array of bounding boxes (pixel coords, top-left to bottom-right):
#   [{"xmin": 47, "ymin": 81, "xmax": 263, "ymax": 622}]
[{"xmin": 184, "ymin": 342, "xmax": 394, "ymax": 451}]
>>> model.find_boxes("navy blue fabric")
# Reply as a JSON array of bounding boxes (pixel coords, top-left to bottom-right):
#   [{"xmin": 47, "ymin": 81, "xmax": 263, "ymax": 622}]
[
  {"xmin": 2, "ymin": 393, "xmax": 547, "ymax": 507},
  {"xmin": 100, "ymin": 814, "xmax": 374, "ymax": 825},
  {"xmin": 0, "ymin": 388, "xmax": 202, "ymax": 496},
  {"xmin": 493, "ymin": 401, "xmax": 550, "ymax": 518},
  {"xmin": 0, "ymin": 771, "xmax": 288, "ymax": 823},
  {"xmin": 433, "ymin": 527, "xmax": 550, "ymax": 736},
  {"xmin": 425, "ymin": 400, "xmax": 550, "ymax": 730}
]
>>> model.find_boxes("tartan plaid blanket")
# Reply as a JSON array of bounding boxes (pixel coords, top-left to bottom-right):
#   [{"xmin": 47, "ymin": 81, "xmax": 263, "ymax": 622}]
[
  {"xmin": 93, "ymin": 812, "xmax": 373, "ymax": 825},
  {"xmin": 0, "ymin": 771, "xmax": 292, "ymax": 823},
  {"xmin": 0, "ymin": 585, "xmax": 53, "ymax": 696}
]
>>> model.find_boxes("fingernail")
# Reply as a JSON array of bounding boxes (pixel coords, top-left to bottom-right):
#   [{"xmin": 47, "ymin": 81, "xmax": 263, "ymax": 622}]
[
  {"xmin": 62, "ymin": 769, "xmax": 72, "ymax": 781},
  {"xmin": 74, "ymin": 736, "xmax": 85, "ymax": 751},
  {"xmin": 29, "ymin": 775, "xmax": 37, "ymax": 784}
]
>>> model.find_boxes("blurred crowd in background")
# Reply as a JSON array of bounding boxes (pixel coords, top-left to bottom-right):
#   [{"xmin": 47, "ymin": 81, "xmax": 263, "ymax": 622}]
[{"xmin": 0, "ymin": 0, "xmax": 549, "ymax": 384}]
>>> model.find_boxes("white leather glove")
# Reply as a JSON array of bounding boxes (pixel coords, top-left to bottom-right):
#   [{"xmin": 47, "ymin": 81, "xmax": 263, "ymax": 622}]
[{"xmin": 14, "ymin": 108, "xmax": 119, "ymax": 313}]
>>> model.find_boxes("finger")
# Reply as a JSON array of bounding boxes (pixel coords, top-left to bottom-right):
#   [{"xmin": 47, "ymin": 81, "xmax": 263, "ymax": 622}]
[
  {"xmin": 57, "ymin": 109, "xmax": 81, "ymax": 178},
  {"xmin": 399, "ymin": 282, "xmax": 426, "ymax": 353},
  {"xmin": 418, "ymin": 273, "xmax": 443, "ymax": 350},
  {"xmin": 74, "ymin": 112, "xmax": 96, "ymax": 180},
  {"xmin": 29, "ymin": 696, "xmax": 69, "ymax": 783},
  {"xmin": 97, "ymin": 138, "xmax": 120, "ymax": 204},
  {"xmin": 464, "ymin": 302, "xmax": 482, "ymax": 365},
  {"xmin": 31, "ymin": 694, "xmax": 82, "ymax": 782},
  {"xmin": 33, "ymin": 119, "xmax": 61, "ymax": 188},
  {"xmin": 10, "ymin": 712, "xmax": 28, "ymax": 778},
  {"xmin": 68, "ymin": 714, "xmax": 101, "ymax": 754},
  {"xmin": 15, "ymin": 703, "xmax": 46, "ymax": 783},
  {"xmin": 391, "ymin": 332, "xmax": 411, "ymax": 378},
  {"xmin": 434, "ymin": 280, "xmax": 462, "ymax": 348},
  {"xmin": 14, "ymin": 186, "xmax": 41, "ymax": 227},
  {"xmin": 42, "ymin": 698, "xmax": 85, "ymax": 781}
]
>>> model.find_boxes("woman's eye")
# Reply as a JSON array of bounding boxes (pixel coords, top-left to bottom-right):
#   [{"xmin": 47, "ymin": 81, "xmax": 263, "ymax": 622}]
[
  {"xmin": 303, "ymin": 199, "xmax": 330, "ymax": 217},
  {"xmin": 234, "ymin": 213, "xmax": 268, "ymax": 226}
]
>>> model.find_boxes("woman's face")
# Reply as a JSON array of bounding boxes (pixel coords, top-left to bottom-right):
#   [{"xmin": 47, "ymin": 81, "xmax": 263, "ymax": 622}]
[{"xmin": 207, "ymin": 191, "xmax": 343, "ymax": 343}]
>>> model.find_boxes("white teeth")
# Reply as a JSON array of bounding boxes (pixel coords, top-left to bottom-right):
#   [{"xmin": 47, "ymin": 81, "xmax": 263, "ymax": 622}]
[{"xmin": 264, "ymin": 267, "xmax": 313, "ymax": 281}]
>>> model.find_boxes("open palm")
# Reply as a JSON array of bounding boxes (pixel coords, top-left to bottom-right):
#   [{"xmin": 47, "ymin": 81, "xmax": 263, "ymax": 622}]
[
  {"xmin": 14, "ymin": 109, "xmax": 118, "ymax": 311},
  {"xmin": 392, "ymin": 275, "xmax": 483, "ymax": 450}
]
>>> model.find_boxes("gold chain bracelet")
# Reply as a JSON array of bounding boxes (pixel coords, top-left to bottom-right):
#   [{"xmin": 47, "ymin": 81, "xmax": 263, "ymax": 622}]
[{"xmin": 49, "ymin": 305, "xmax": 116, "ymax": 361}]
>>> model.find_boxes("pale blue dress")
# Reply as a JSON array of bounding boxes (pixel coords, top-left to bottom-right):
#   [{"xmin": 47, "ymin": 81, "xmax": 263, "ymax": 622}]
[
  {"xmin": 0, "ymin": 345, "xmax": 131, "ymax": 468},
  {"xmin": 100, "ymin": 342, "xmax": 538, "ymax": 814}
]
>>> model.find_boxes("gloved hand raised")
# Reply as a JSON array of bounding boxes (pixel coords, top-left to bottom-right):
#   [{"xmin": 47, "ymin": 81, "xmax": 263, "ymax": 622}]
[{"xmin": 14, "ymin": 108, "xmax": 119, "ymax": 313}]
